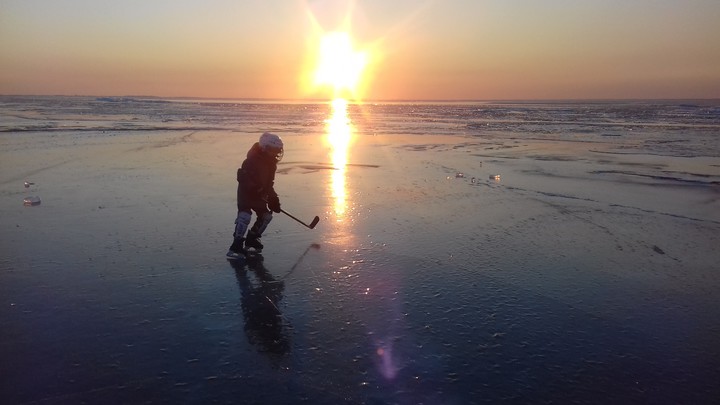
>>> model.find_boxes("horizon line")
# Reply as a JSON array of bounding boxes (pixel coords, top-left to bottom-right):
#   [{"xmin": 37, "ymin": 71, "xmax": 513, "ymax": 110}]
[{"xmin": 2, "ymin": 94, "xmax": 719, "ymax": 103}]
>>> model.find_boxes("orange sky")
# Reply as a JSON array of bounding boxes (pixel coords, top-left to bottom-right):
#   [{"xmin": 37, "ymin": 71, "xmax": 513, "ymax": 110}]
[{"xmin": 1, "ymin": 0, "xmax": 719, "ymax": 100}]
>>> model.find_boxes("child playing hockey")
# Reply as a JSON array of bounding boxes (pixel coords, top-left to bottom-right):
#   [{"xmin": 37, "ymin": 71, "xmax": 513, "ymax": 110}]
[{"xmin": 227, "ymin": 132, "xmax": 283, "ymax": 258}]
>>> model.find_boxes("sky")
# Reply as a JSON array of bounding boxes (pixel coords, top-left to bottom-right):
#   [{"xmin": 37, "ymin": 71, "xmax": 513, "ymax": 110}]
[{"xmin": 1, "ymin": 0, "xmax": 719, "ymax": 100}]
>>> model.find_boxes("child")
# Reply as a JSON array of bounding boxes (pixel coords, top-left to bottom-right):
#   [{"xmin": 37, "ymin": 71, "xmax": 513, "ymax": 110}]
[{"xmin": 227, "ymin": 132, "xmax": 283, "ymax": 258}]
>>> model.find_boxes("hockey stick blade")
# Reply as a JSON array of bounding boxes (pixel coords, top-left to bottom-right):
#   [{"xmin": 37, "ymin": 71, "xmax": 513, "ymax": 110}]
[{"xmin": 309, "ymin": 216, "xmax": 320, "ymax": 229}]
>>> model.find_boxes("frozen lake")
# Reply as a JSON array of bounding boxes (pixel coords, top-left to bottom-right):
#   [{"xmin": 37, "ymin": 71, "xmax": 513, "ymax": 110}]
[{"xmin": 1, "ymin": 97, "xmax": 719, "ymax": 403}]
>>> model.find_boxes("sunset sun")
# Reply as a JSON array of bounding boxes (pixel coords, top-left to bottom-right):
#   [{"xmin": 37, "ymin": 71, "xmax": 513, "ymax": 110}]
[{"xmin": 310, "ymin": 32, "xmax": 369, "ymax": 98}]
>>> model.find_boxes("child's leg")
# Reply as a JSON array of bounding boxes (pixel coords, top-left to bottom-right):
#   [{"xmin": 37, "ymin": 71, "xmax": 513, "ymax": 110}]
[
  {"xmin": 245, "ymin": 207, "xmax": 272, "ymax": 251},
  {"xmin": 247, "ymin": 210, "xmax": 272, "ymax": 240},
  {"xmin": 230, "ymin": 210, "xmax": 252, "ymax": 252}
]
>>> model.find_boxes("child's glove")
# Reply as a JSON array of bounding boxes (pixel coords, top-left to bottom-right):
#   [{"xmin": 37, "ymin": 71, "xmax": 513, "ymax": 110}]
[{"xmin": 268, "ymin": 195, "xmax": 281, "ymax": 213}]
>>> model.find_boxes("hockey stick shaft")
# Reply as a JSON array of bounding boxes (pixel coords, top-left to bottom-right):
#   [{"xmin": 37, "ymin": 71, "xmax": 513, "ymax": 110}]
[{"xmin": 280, "ymin": 208, "xmax": 320, "ymax": 229}]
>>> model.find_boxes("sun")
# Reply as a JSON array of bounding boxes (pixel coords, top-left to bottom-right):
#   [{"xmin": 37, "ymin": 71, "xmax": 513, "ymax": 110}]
[
  {"xmin": 299, "ymin": 3, "xmax": 378, "ymax": 100},
  {"xmin": 314, "ymin": 32, "xmax": 367, "ymax": 92},
  {"xmin": 309, "ymin": 32, "xmax": 369, "ymax": 99}
]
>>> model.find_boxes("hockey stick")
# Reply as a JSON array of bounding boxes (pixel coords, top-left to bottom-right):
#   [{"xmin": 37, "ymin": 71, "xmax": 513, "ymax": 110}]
[{"xmin": 280, "ymin": 208, "xmax": 320, "ymax": 229}]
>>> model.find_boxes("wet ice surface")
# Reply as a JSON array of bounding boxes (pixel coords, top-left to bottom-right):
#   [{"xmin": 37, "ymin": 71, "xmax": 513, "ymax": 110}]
[{"xmin": 1, "ymin": 98, "xmax": 720, "ymax": 404}]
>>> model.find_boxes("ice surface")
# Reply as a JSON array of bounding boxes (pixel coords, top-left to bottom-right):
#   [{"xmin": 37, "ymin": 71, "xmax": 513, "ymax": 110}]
[{"xmin": 1, "ymin": 97, "xmax": 719, "ymax": 403}]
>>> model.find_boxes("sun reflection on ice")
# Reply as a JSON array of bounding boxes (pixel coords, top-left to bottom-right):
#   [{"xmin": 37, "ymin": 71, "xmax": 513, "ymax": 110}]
[{"xmin": 326, "ymin": 98, "xmax": 352, "ymax": 218}]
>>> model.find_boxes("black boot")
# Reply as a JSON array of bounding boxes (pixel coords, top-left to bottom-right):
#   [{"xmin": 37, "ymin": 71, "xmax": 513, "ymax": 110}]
[
  {"xmin": 245, "ymin": 232, "xmax": 263, "ymax": 252},
  {"xmin": 227, "ymin": 238, "xmax": 245, "ymax": 259}
]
